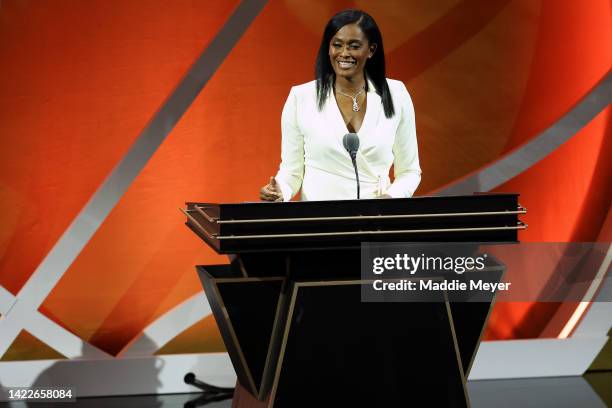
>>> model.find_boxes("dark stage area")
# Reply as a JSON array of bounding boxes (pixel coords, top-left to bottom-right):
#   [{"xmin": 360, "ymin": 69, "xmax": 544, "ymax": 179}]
[{"xmin": 3, "ymin": 373, "xmax": 609, "ymax": 408}]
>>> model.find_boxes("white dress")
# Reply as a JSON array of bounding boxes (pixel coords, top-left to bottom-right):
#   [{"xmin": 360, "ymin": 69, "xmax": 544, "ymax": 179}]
[{"xmin": 275, "ymin": 78, "xmax": 421, "ymax": 201}]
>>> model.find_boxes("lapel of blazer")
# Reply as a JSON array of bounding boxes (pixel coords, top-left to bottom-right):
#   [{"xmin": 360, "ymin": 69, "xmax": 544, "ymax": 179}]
[
  {"xmin": 318, "ymin": 78, "xmax": 384, "ymax": 182},
  {"xmin": 360, "ymin": 78, "xmax": 381, "ymax": 136},
  {"xmin": 354, "ymin": 78, "xmax": 382, "ymax": 182},
  {"xmin": 321, "ymin": 88, "xmax": 351, "ymax": 148}
]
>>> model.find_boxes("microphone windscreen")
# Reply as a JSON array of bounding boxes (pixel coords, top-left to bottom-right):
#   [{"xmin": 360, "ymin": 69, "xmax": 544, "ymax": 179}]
[{"xmin": 342, "ymin": 133, "xmax": 360, "ymax": 153}]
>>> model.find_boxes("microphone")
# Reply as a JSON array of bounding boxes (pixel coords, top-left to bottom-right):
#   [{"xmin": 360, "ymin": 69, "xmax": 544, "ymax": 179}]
[{"xmin": 342, "ymin": 133, "xmax": 360, "ymax": 199}]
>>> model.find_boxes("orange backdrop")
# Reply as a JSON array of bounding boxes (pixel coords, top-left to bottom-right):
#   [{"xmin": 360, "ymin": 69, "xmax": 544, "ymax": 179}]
[{"xmin": 0, "ymin": 0, "xmax": 610, "ymax": 359}]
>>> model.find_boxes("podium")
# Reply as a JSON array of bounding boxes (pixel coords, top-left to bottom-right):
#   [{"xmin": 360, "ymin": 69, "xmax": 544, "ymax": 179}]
[{"xmin": 182, "ymin": 194, "xmax": 526, "ymax": 407}]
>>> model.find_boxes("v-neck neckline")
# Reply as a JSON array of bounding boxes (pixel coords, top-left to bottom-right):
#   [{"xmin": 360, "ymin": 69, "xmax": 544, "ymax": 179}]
[{"xmin": 332, "ymin": 88, "xmax": 371, "ymax": 135}]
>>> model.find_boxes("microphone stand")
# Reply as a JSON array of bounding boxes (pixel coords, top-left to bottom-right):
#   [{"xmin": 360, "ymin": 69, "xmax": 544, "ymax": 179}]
[
  {"xmin": 183, "ymin": 372, "xmax": 234, "ymax": 407},
  {"xmin": 350, "ymin": 151, "xmax": 360, "ymax": 199},
  {"xmin": 342, "ymin": 133, "xmax": 361, "ymax": 200}
]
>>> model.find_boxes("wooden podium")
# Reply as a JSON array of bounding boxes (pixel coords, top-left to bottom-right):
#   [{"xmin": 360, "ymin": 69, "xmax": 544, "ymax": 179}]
[{"xmin": 182, "ymin": 194, "xmax": 526, "ymax": 407}]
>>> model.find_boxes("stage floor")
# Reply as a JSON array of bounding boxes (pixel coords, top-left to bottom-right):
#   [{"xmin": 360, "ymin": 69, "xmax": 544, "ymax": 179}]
[{"xmin": 2, "ymin": 373, "xmax": 609, "ymax": 407}]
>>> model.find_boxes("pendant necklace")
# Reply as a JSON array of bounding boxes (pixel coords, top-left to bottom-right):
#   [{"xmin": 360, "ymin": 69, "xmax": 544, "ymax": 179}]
[{"xmin": 336, "ymin": 87, "xmax": 365, "ymax": 112}]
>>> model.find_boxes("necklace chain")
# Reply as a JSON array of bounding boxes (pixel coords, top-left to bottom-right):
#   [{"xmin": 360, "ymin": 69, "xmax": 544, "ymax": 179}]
[{"xmin": 336, "ymin": 86, "xmax": 365, "ymax": 112}]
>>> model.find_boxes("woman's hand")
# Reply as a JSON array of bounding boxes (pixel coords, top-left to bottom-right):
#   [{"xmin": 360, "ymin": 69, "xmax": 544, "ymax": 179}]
[
  {"xmin": 376, "ymin": 193, "xmax": 392, "ymax": 199},
  {"xmin": 260, "ymin": 177, "xmax": 284, "ymax": 202}
]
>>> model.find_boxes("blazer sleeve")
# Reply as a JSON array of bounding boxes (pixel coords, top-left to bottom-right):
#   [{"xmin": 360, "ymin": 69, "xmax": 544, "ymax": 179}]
[
  {"xmin": 275, "ymin": 87, "xmax": 305, "ymax": 201},
  {"xmin": 386, "ymin": 82, "xmax": 422, "ymax": 198}
]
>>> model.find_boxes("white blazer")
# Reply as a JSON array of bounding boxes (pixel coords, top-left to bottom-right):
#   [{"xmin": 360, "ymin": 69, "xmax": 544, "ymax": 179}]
[{"xmin": 275, "ymin": 78, "xmax": 421, "ymax": 201}]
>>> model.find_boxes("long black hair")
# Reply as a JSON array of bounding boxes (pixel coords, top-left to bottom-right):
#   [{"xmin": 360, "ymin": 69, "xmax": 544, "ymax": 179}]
[{"xmin": 315, "ymin": 9, "xmax": 395, "ymax": 118}]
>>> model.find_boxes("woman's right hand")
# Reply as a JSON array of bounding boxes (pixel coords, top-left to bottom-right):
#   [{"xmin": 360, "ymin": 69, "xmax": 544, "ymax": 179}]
[{"xmin": 259, "ymin": 177, "xmax": 284, "ymax": 202}]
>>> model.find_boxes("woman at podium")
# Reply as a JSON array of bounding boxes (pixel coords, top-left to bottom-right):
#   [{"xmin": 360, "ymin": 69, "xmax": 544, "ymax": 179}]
[{"xmin": 260, "ymin": 9, "xmax": 421, "ymax": 202}]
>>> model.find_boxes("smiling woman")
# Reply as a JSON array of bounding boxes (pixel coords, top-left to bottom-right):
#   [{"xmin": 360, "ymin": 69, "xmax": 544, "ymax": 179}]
[
  {"xmin": 328, "ymin": 23, "xmax": 374, "ymax": 131},
  {"xmin": 259, "ymin": 9, "xmax": 422, "ymax": 202}
]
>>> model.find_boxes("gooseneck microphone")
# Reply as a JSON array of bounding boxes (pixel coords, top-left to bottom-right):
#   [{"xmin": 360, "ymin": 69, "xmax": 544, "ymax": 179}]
[{"xmin": 342, "ymin": 133, "xmax": 360, "ymax": 199}]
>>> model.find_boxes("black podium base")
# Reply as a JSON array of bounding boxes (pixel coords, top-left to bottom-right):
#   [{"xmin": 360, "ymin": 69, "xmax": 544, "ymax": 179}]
[{"xmin": 199, "ymin": 266, "xmax": 477, "ymax": 408}]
